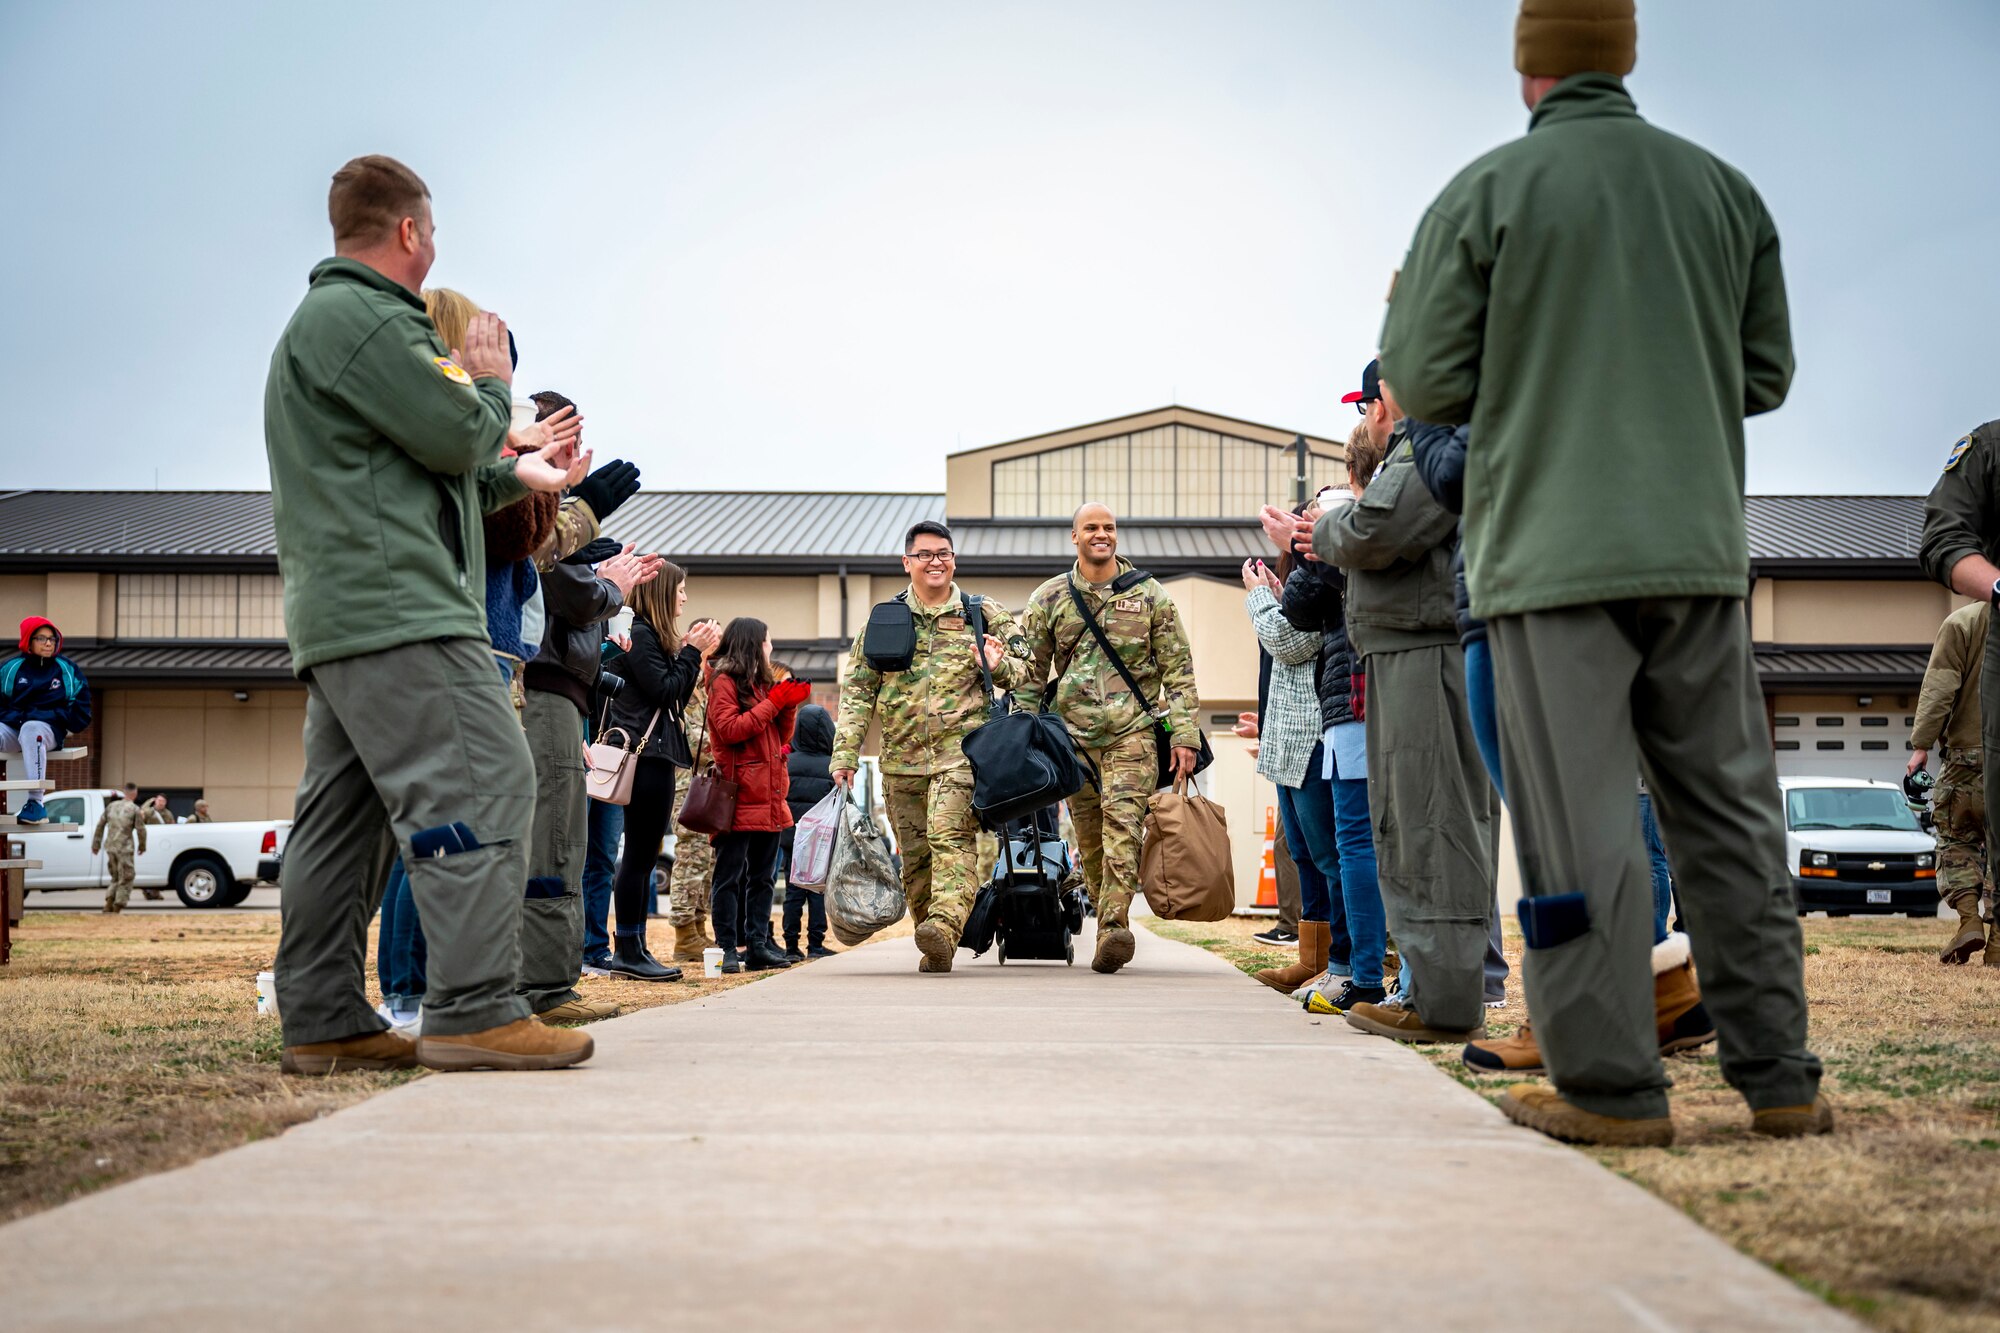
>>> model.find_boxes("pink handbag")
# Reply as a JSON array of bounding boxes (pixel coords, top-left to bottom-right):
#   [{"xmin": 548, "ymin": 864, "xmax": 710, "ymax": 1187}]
[{"xmin": 584, "ymin": 707, "xmax": 658, "ymax": 806}]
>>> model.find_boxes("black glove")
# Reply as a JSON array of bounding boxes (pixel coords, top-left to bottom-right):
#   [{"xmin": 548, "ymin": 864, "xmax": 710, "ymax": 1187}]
[
  {"xmin": 562, "ymin": 537, "xmax": 623, "ymax": 566},
  {"xmin": 572, "ymin": 459, "xmax": 640, "ymax": 522}
]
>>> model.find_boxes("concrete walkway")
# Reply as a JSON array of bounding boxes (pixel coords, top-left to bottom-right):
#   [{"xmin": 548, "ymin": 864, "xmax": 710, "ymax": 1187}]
[{"xmin": 8, "ymin": 924, "xmax": 1850, "ymax": 1332}]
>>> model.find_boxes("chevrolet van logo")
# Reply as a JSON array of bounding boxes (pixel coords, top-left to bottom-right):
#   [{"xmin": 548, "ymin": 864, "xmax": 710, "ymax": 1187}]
[{"xmin": 1867, "ymin": 861, "xmax": 1886, "ymax": 871}]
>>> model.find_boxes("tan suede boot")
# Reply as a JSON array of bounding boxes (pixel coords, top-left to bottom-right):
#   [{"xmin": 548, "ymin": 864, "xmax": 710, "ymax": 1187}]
[
  {"xmin": 672, "ymin": 922, "xmax": 706, "ymax": 963},
  {"xmin": 1652, "ymin": 934, "xmax": 1716, "ymax": 1055},
  {"xmin": 1502, "ymin": 1084, "xmax": 1674, "ymax": 1147},
  {"xmin": 697, "ymin": 912, "xmax": 715, "ymax": 948},
  {"xmin": 1941, "ymin": 891, "xmax": 1985, "ymax": 964},
  {"xmin": 417, "ymin": 1019, "xmax": 593, "ymax": 1071},
  {"xmin": 1752, "ymin": 1098, "xmax": 1835, "ymax": 1138},
  {"xmin": 1255, "ymin": 919, "xmax": 1330, "ymax": 992},
  {"xmin": 282, "ymin": 1030, "xmax": 418, "ymax": 1075},
  {"xmin": 1985, "ymin": 923, "xmax": 2000, "ymax": 968}
]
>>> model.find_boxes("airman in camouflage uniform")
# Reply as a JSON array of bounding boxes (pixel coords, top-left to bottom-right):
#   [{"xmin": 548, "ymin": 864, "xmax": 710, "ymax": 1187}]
[
  {"xmin": 664, "ymin": 679, "xmax": 716, "ymax": 960},
  {"xmin": 92, "ymin": 788, "xmax": 148, "ymax": 913},
  {"xmin": 1016, "ymin": 504, "xmax": 1200, "ymax": 974},
  {"xmin": 136, "ymin": 796, "xmax": 171, "ymax": 897},
  {"xmin": 1909, "ymin": 600, "xmax": 1992, "ymax": 964},
  {"xmin": 833, "ymin": 522, "xmax": 1025, "ymax": 974},
  {"xmin": 1920, "ymin": 419, "xmax": 2000, "ymax": 969}
]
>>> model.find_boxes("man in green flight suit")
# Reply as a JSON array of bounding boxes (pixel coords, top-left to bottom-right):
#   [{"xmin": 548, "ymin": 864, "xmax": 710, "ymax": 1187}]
[
  {"xmin": 1908, "ymin": 601, "xmax": 1993, "ymax": 966},
  {"xmin": 1016, "ymin": 503, "xmax": 1200, "ymax": 974},
  {"xmin": 264, "ymin": 154, "xmax": 591, "ymax": 1076},
  {"xmin": 833, "ymin": 521, "xmax": 1025, "ymax": 974},
  {"xmin": 1368, "ymin": 0, "xmax": 1825, "ymax": 1146},
  {"xmin": 1920, "ymin": 423, "xmax": 2000, "ymax": 968}
]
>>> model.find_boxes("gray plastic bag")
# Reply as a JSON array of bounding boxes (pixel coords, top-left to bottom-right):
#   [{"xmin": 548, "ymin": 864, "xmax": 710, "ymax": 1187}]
[{"xmin": 825, "ymin": 800, "xmax": 906, "ymax": 947}]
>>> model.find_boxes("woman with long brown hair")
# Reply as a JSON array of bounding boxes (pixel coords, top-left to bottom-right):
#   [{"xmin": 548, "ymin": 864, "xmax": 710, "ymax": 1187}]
[
  {"xmin": 704, "ymin": 617, "xmax": 812, "ymax": 973},
  {"xmin": 601, "ymin": 561, "xmax": 721, "ymax": 980}
]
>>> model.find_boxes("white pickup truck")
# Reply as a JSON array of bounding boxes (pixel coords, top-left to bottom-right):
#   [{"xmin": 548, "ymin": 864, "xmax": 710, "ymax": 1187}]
[{"xmin": 12, "ymin": 790, "xmax": 288, "ymax": 907}]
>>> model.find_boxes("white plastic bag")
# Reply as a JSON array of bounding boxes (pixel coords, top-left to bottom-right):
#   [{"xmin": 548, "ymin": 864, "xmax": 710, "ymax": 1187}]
[
  {"xmin": 791, "ymin": 790, "xmax": 842, "ymax": 890},
  {"xmin": 825, "ymin": 800, "xmax": 906, "ymax": 946}
]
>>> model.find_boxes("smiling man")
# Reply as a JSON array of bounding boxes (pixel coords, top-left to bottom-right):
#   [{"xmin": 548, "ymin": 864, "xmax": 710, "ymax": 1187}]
[
  {"xmin": 1016, "ymin": 503, "xmax": 1198, "ymax": 974},
  {"xmin": 833, "ymin": 521, "xmax": 1024, "ymax": 973}
]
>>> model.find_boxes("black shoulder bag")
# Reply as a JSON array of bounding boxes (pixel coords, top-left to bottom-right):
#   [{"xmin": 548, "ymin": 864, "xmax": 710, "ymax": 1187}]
[
  {"xmin": 1064, "ymin": 576, "xmax": 1213, "ymax": 791},
  {"xmin": 958, "ymin": 595, "xmax": 1093, "ymax": 829}
]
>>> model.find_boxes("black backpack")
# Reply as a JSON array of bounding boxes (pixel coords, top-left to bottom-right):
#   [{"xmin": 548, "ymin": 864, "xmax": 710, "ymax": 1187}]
[
  {"xmin": 861, "ymin": 594, "xmax": 917, "ymax": 671},
  {"xmin": 958, "ymin": 597, "xmax": 1093, "ymax": 829}
]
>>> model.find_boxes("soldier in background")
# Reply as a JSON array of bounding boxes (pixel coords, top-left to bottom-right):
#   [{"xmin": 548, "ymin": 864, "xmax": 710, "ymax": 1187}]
[
  {"xmin": 92, "ymin": 783, "xmax": 147, "ymax": 913},
  {"xmin": 1017, "ymin": 503, "xmax": 1199, "ymax": 975},
  {"xmin": 664, "ymin": 678, "xmax": 718, "ymax": 962},
  {"xmin": 188, "ymin": 799, "xmax": 215, "ymax": 824},
  {"xmin": 1919, "ymin": 420, "xmax": 2000, "ymax": 972},
  {"xmin": 1910, "ymin": 591, "xmax": 1995, "ymax": 965},
  {"xmin": 137, "ymin": 794, "xmax": 172, "ymax": 897},
  {"xmin": 833, "ymin": 521, "xmax": 1024, "ymax": 974}
]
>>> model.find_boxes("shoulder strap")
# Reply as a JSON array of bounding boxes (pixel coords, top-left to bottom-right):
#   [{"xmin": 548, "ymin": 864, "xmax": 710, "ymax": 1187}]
[
  {"xmin": 1065, "ymin": 579, "xmax": 1160, "ymax": 716},
  {"xmin": 964, "ymin": 594, "xmax": 997, "ymax": 711}
]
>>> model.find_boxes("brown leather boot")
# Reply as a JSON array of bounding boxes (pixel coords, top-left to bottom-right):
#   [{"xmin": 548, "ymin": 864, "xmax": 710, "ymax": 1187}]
[
  {"xmin": 282, "ymin": 1030, "xmax": 418, "ymax": 1075},
  {"xmin": 1985, "ymin": 924, "xmax": 2000, "ymax": 968},
  {"xmin": 1752, "ymin": 1098, "xmax": 1834, "ymax": 1138},
  {"xmin": 1942, "ymin": 893, "xmax": 1985, "ymax": 964},
  {"xmin": 417, "ymin": 1018, "xmax": 593, "ymax": 1071},
  {"xmin": 1463, "ymin": 1020, "xmax": 1545, "ymax": 1074},
  {"xmin": 1255, "ymin": 919, "xmax": 1330, "ymax": 992},
  {"xmin": 672, "ymin": 922, "xmax": 706, "ymax": 963},
  {"xmin": 1652, "ymin": 934, "xmax": 1716, "ymax": 1055},
  {"xmin": 696, "ymin": 912, "xmax": 715, "ymax": 948}
]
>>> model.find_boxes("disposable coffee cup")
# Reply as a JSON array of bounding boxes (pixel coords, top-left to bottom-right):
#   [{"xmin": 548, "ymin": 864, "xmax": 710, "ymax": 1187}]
[
  {"xmin": 255, "ymin": 970, "xmax": 279, "ymax": 1018},
  {"xmin": 702, "ymin": 947, "xmax": 724, "ymax": 978}
]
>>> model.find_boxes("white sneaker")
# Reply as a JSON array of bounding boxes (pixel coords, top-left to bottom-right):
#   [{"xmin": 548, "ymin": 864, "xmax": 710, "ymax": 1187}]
[
  {"xmin": 1301, "ymin": 971, "xmax": 1349, "ymax": 1007},
  {"xmin": 375, "ymin": 1000, "xmax": 422, "ymax": 1037},
  {"xmin": 580, "ymin": 959, "xmax": 619, "ymax": 978},
  {"xmin": 1290, "ymin": 971, "xmax": 1329, "ymax": 1002}
]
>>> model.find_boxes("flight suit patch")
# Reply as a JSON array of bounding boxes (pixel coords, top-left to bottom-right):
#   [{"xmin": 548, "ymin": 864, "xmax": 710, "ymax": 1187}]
[{"xmin": 434, "ymin": 356, "xmax": 473, "ymax": 386}]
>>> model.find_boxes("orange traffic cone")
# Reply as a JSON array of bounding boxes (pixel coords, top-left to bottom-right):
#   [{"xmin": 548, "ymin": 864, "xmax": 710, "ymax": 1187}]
[{"xmin": 1255, "ymin": 806, "xmax": 1278, "ymax": 908}]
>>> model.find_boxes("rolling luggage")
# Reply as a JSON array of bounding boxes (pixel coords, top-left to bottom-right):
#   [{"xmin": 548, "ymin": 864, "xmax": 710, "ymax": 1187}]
[{"xmin": 960, "ymin": 806, "xmax": 1089, "ymax": 965}]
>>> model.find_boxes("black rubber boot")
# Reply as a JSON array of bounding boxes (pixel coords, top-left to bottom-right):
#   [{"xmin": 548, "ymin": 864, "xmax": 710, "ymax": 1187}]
[
  {"xmin": 745, "ymin": 938, "xmax": 794, "ymax": 971},
  {"xmin": 605, "ymin": 934, "xmax": 681, "ymax": 982},
  {"xmin": 784, "ymin": 937, "xmax": 805, "ymax": 964}
]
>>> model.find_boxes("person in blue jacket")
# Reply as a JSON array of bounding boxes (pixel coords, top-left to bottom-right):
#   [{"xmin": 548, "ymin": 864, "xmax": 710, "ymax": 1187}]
[{"xmin": 0, "ymin": 616, "xmax": 92, "ymax": 825}]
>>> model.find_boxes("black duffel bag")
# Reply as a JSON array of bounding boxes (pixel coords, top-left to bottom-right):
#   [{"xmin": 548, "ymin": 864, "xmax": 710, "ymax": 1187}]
[{"xmin": 959, "ymin": 599, "xmax": 1093, "ymax": 829}]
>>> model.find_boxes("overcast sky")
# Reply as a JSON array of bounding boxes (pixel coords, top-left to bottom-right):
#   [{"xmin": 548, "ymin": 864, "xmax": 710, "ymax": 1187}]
[{"xmin": 2, "ymin": 1, "xmax": 1993, "ymax": 497}]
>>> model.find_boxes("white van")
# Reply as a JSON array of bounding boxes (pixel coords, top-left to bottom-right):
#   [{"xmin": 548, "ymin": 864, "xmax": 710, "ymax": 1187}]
[{"xmin": 1779, "ymin": 776, "xmax": 1939, "ymax": 917}]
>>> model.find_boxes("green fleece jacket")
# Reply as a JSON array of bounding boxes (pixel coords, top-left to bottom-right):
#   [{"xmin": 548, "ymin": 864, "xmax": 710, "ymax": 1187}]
[
  {"xmin": 263, "ymin": 258, "xmax": 525, "ymax": 673},
  {"xmin": 1379, "ymin": 74, "xmax": 1793, "ymax": 618}
]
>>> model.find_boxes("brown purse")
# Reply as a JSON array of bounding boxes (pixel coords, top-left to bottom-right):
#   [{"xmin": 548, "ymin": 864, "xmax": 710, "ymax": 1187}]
[{"xmin": 674, "ymin": 720, "xmax": 737, "ymax": 837}]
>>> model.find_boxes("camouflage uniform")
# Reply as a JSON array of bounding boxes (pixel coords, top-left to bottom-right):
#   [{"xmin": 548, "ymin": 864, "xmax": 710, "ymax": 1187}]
[
  {"xmin": 188, "ymin": 810, "xmax": 214, "ymax": 824},
  {"xmin": 92, "ymin": 795, "xmax": 148, "ymax": 911},
  {"xmin": 665, "ymin": 681, "xmax": 715, "ymax": 932},
  {"xmin": 1911, "ymin": 601, "xmax": 1991, "ymax": 955},
  {"xmin": 1016, "ymin": 560, "xmax": 1198, "ymax": 928},
  {"xmin": 833, "ymin": 582, "xmax": 1026, "ymax": 945},
  {"xmin": 137, "ymin": 804, "xmax": 169, "ymax": 897}
]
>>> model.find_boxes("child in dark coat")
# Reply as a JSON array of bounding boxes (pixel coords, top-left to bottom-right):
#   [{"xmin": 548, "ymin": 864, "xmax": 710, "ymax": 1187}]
[
  {"xmin": 0, "ymin": 617, "xmax": 92, "ymax": 825},
  {"xmin": 780, "ymin": 704, "xmax": 838, "ymax": 960}
]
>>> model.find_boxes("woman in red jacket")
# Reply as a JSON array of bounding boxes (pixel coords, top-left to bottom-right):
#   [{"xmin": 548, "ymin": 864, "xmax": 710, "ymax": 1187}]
[{"xmin": 706, "ymin": 617, "xmax": 812, "ymax": 973}]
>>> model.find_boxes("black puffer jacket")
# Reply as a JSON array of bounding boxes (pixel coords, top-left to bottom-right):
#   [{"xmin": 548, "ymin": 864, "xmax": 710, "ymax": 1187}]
[
  {"xmin": 1280, "ymin": 564, "xmax": 1359, "ymax": 728},
  {"xmin": 1406, "ymin": 419, "xmax": 1484, "ymax": 649},
  {"xmin": 781, "ymin": 704, "xmax": 837, "ymax": 855}
]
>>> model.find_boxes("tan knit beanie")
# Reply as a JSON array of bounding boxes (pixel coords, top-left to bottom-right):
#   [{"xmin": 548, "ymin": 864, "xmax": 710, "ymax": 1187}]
[{"xmin": 1515, "ymin": 0, "xmax": 1636, "ymax": 78}]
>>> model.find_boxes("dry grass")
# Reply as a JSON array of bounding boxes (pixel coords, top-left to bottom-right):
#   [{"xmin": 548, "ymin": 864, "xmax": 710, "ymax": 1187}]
[
  {"xmin": 1152, "ymin": 913, "xmax": 2000, "ymax": 1331},
  {"xmin": 0, "ymin": 908, "xmax": 830, "ymax": 1224}
]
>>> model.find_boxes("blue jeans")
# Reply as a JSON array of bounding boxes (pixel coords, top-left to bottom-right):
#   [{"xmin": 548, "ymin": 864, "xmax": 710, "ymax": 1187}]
[
  {"xmin": 1276, "ymin": 746, "xmax": 1375, "ymax": 984},
  {"xmin": 375, "ymin": 859, "xmax": 427, "ymax": 1004},
  {"xmin": 1638, "ymin": 792, "xmax": 1672, "ymax": 945},
  {"xmin": 582, "ymin": 799, "xmax": 623, "ymax": 965}
]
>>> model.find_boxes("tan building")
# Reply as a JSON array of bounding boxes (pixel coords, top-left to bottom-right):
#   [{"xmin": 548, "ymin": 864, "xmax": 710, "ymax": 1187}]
[{"xmin": 0, "ymin": 409, "xmax": 1952, "ymax": 900}]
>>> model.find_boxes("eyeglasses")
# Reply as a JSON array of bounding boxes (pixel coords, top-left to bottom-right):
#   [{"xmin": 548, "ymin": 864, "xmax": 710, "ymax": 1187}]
[
  {"xmin": 906, "ymin": 550, "xmax": 955, "ymax": 565},
  {"xmin": 1353, "ymin": 398, "xmax": 1377, "ymax": 416}
]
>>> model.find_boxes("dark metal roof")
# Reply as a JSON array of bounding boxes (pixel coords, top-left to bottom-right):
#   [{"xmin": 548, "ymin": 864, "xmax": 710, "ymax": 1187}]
[
  {"xmin": 0, "ymin": 489, "xmax": 1930, "ymax": 576},
  {"xmin": 1745, "ymin": 495, "xmax": 1923, "ymax": 571},
  {"xmin": 771, "ymin": 639, "xmax": 846, "ymax": 681},
  {"xmin": 67, "ymin": 642, "xmax": 296, "ymax": 680},
  {"xmin": 1754, "ymin": 646, "xmax": 1928, "ymax": 691}
]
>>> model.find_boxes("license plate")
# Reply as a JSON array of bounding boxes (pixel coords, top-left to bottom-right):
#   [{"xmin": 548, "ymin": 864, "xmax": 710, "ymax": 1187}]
[{"xmin": 1867, "ymin": 889, "xmax": 1892, "ymax": 904}]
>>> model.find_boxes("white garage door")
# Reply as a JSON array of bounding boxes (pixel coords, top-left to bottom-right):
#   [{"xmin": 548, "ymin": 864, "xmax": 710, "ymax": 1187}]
[{"xmin": 1771, "ymin": 709, "xmax": 1910, "ymax": 785}]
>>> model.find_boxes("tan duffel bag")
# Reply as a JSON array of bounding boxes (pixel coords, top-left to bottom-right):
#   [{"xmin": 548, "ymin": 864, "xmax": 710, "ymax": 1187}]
[{"xmin": 1139, "ymin": 782, "xmax": 1235, "ymax": 922}]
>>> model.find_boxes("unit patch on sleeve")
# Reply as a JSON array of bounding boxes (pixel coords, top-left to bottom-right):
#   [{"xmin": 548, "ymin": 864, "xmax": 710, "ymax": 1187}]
[
  {"xmin": 433, "ymin": 356, "xmax": 473, "ymax": 386},
  {"xmin": 1945, "ymin": 435, "xmax": 1974, "ymax": 472}
]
